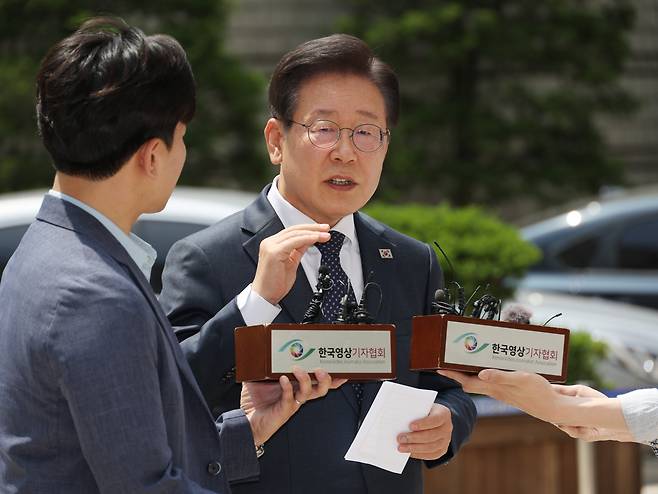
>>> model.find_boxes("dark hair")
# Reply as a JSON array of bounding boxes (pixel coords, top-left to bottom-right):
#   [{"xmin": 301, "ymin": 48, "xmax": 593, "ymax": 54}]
[
  {"xmin": 268, "ymin": 34, "xmax": 399, "ymax": 128},
  {"xmin": 36, "ymin": 17, "xmax": 195, "ymax": 180}
]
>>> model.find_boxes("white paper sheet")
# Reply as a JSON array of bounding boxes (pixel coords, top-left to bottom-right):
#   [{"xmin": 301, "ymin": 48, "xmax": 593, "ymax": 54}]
[{"xmin": 344, "ymin": 381, "xmax": 438, "ymax": 474}]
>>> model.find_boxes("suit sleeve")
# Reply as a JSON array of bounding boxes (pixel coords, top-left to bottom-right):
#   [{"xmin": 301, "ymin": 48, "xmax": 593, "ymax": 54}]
[
  {"xmin": 420, "ymin": 243, "xmax": 477, "ymax": 467},
  {"xmin": 159, "ymin": 238, "xmax": 244, "ymax": 411},
  {"xmin": 216, "ymin": 409, "xmax": 260, "ymax": 484},
  {"xmin": 51, "ymin": 283, "xmax": 238, "ymax": 493}
]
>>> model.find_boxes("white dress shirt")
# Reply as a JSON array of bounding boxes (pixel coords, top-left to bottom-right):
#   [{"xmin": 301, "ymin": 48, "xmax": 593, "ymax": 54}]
[
  {"xmin": 618, "ymin": 388, "xmax": 658, "ymax": 444},
  {"xmin": 236, "ymin": 176, "xmax": 364, "ymax": 326},
  {"xmin": 48, "ymin": 190, "xmax": 157, "ymax": 281}
]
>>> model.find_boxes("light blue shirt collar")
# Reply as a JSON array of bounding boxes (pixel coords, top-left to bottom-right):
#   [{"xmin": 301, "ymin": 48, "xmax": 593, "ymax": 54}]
[{"xmin": 48, "ymin": 190, "xmax": 157, "ymax": 281}]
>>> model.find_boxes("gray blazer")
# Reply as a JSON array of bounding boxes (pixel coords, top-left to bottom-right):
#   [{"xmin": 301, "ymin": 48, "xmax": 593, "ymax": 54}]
[
  {"xmin": 160, "ymin": 185, "xmax": 476, "ymax": 494},
  {"xmin": 0, "ymin": 195, "xmax": 258, "ymax": 493}
]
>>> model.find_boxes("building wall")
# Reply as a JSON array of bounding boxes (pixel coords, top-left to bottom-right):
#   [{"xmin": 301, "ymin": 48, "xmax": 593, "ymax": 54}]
[{"xmin": 226, "ymin": 0, "xmax": 658, "ymax": 187}]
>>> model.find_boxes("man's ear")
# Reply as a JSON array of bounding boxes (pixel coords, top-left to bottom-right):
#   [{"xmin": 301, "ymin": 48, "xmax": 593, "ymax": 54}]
[
  {"xmin": 264, "ymin": 118, "xmax": 285, "ymax": 165},
  {"xmin": 136, "ymin": 138, "xmax": 162, "ymax": 177}
]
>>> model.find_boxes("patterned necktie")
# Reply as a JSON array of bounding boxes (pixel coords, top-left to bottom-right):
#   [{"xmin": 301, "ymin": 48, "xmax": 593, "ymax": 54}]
[{"xmin": 315, "ymin": 230, "xmax": 364, "ymax": 408}]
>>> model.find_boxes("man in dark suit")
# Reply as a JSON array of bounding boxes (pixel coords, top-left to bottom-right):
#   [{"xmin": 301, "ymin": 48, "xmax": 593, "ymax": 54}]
[
  {"xmin": 0, "ymin": 18, "xmax": 338, "ymax": 493},
  {"xmin": 160, "ymin": 34, "xmax": 476, "ymax": 494}
]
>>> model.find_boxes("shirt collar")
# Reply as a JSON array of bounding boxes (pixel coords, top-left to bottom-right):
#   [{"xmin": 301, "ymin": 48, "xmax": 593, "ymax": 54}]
[
  {"xmin": 266, "ymin": 176, "xmax": 357, "ymax": 246},
  {"xmin": 47, "ymin": 190, "xmax": 157, "ymax": 281}
]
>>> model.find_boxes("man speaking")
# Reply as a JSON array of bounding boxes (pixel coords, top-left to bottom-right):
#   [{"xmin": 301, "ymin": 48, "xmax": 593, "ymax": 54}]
[{"xmin": 161, "ymin": 34, "xmax": 477, "ymax": 494}]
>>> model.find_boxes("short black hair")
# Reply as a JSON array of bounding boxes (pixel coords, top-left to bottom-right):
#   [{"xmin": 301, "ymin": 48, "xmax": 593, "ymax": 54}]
[
  {"xmin": 268, "ymin": 34, "xmax": 399, "ymax": 128},
  {"xmin": 36, "ymin": 16, "xmax": 195, "ymax": 180}
]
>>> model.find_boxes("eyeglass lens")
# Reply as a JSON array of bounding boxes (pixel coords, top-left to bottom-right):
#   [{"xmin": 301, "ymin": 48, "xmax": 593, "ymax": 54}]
[{"xmin": 306, "ymin": 120, "xmax": 384, "ymax": 152}]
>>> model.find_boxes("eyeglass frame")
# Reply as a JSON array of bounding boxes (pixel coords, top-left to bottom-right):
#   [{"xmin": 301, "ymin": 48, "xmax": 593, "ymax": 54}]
[{"xmin": 278, "ymin": 117, "xmax": 391, "ymax": 152}]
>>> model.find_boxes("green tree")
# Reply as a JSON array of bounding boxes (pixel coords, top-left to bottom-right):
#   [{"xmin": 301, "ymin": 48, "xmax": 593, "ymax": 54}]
[
  {"xmin": 340, "ymin": 1, "xmax": 636, "ymax": 206},
  {"xmin": 0, "ymin": 0, "xmax": 267, "ymax": 193}
]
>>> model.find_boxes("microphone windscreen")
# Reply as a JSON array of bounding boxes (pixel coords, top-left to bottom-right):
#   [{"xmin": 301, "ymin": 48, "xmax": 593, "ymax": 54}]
[
  {"xmin": 434, "ymin": 289, "xmax": 448, "ymax": 302},
  {"xmin": 318, "ymin": 265, "xmax": 329, "ymax": 275},
  {"xmin": 501, "ymin": 304, "xmax": 532, "ymax": 325}
]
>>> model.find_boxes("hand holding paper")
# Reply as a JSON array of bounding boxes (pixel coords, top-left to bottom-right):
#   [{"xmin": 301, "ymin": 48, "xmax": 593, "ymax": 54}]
[
  {"xmin": 397, "ymin": 403, "xmax": 452, "ymax": 460},
  {"xmin": 345, "ymin": 381, "xmax": 439, "ymax": 473}
]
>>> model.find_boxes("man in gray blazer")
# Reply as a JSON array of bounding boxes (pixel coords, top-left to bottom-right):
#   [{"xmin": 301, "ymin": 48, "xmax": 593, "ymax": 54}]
[
  {"xmin": 0, "ymin": 18, "xmax": 338, "ymax": 493},
  {"xmin": 160, "ymin": 35, "xmax": 477, "ymax": 494}
]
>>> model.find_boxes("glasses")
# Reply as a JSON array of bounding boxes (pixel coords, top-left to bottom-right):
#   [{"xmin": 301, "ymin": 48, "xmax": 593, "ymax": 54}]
[{"xmin": 287, "ymin": 119, "xmax": 390, "ymax": 153}]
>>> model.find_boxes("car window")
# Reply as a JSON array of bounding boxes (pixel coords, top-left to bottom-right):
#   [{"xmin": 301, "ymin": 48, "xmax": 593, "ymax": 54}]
[
  {"xmin": 0, "ymin": 225, "xmax": 30, "ymax": 279},
  {"xmin": 556, "ymin": 236, "xmax": 600, "ymax": 269},
  {"xmin": 617, "ymin": 218, "xmax": 658, "ymax": 270}
]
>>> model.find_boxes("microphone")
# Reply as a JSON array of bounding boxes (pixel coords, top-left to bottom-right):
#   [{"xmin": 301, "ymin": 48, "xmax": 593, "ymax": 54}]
[{"xmin": 302, "ymin": 265, "xmax": 333, "ymax": 323}]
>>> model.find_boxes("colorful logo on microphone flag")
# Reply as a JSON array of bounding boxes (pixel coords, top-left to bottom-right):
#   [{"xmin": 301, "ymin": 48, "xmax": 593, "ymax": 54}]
[
  {"xmin": 453, "ymin": 332, "xmax": 489, "ymax": 354},
  {"xmin": 278, "ymin": 339, "xmax": 316, "ymax": 361}
]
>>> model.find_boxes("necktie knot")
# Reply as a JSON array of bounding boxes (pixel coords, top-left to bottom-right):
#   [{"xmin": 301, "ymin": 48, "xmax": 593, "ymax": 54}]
[{"xmin": 315, "ymin": 230, "xmax": 346, "ymax": 257}]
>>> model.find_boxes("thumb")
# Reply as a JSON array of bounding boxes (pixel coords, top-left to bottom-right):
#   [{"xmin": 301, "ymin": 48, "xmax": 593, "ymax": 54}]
[{"xmin": 478, "ymin": 369, "xmax": 512, "ymax": 383}]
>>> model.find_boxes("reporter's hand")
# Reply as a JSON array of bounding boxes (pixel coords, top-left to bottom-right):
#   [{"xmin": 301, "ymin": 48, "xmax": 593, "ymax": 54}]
[
  {"xmin": 553, "ymin": 383, "xmax": 606, "ymax": 399},
  {"xmin": 252, "ymin": 224, "xmax": 330, "ymax": 305},
  {"xmin": 438, "ymin": 369, "xmax": 560, "ymax": 423},
  {"xmin": 555, "ymin": 423, "xmax": 634, "ymax": 443},
  {"xmin": 240, "ymin": 366, "xmax": 347, "ymax": 445}
]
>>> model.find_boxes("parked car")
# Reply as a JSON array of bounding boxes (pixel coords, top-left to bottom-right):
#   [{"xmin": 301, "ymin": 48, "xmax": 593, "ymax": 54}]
[
  {"xmin": 508, "ymin": 289, "xmax": 658, "ymax": 389},
  {"xmin": 0, "ymin": 187, "xmax": 256, "ymax": 292},
  {"xmin": 515, "ymin": 188, "xmax": 658, "ymax": 309}
]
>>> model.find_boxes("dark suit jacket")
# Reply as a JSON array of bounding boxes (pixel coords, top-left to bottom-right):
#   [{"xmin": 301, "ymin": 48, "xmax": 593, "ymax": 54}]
[
  {"xmin": 160, "ymin": 185, "xmax": 476, "ymax": 494},
  {"xmin": 0, "ymin": 195, "xmax": 258, "ymax": 493}
]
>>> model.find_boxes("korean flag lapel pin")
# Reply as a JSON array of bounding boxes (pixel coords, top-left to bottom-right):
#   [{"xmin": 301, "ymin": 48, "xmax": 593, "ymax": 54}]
[{"xmin": 378, "ymin": 248, "xmax": 393, "ymax": 259}]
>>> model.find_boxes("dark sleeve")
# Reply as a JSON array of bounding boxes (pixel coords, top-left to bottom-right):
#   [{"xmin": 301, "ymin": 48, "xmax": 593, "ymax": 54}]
[
  {"xmin": 159, "ymin": 238, "xmax": 244, "ymax": 412},
  {"xmin": 52, "ymin": 286, "xmax": 224, "ymax": 493},
  {"xmin": 216, "ymin": 409, "xmax": 259, "ymax": 484},
  {"xmin": 420, "ymin": 243, "xmax": 477, "ymax": 467}
]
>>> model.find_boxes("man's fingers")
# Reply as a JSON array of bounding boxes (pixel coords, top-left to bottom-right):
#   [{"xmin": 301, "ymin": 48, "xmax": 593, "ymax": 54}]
[
  {"xmin": 269, "ymin": 226, "xmax": 330, "ymax": 247},
  {"xmin": 330, "ymin": 378, "xmax": 348, "ymax": 389},
  {"xmin": 269, "ymin": 232, "xmax": 331, "ymax": 261},
  {"xmin": 278, "ymin": 375, "xmax": 294, "ymax": 404},
  {"xmin": 398, "ymin": 426, "xmax": 451, "ymax": 446},
  {"xmin": 311, "ymin": 369, "xmax": 332, "ymax": 398},
  {"xmin": 291, "ymin": 366, "xmax": 312, "ymax": 404},
  {"xmin": 409, "ymin": 406, "xmax": 450, "ymax": 431},
  {"xmin": 274, "ymin": 223, "xmax": 330, "ymax": 236}
]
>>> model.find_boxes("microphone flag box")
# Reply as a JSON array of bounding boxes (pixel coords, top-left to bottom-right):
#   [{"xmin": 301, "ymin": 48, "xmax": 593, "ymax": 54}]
[
  {"xmin": 235, "ymin": 323, "xmax": 396, "ymax": 382},
  {"xmin": 410, "ymin": 314, "xmax": 569, "ymax": 382}
]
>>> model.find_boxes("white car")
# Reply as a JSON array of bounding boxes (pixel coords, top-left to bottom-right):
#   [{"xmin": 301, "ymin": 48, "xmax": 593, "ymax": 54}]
[
  {"xmin": 0, "ymin": 187, "xmax": 256, "ymax": 292},
  {"xmin": 509, "ymin": 289, "xmax": 658, "ymax": 388}
]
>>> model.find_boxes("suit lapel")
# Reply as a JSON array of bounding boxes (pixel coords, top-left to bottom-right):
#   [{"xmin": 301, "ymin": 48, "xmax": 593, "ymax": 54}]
[
  {"xmin": 354, "ymin": 212, "xmax": 396, "ymax": 325},
  {"xmin": 241, "ymin": 187, "xmax": 313, "ymax": 323},
  {"xmin": 353, "ymin": 212, "xmax": 399, "ymax": 415}
]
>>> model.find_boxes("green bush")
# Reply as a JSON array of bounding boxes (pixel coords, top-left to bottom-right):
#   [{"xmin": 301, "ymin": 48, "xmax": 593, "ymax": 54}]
[
  {"xmin": 566, "ymin": 331, "xmax": 609, "ymax": 388},
  {"xmin": 363, "ymin": 202, "xmax": 541, "ymax": 301}
]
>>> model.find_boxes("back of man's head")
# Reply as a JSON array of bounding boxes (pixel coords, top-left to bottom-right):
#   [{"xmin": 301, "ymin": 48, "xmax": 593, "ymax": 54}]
[{"xmin": 36, "ymin": 17, "xmax": 195, "ymax": 180}]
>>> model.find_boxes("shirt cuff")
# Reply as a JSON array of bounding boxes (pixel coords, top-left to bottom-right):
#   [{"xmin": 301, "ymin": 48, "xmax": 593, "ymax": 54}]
[
  {"xmin": 236, "ymin": 284, "xmax": 281, "ymax": 327},
  {"xmin": 618, "ymin": 388, "xmax": 658, "ymax": 444}
]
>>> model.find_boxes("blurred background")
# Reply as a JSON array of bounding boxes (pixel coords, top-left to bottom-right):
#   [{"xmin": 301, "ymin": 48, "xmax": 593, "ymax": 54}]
[{"xmin": 0, "ymin": 1, "xmax": 657, "ymax": 493}]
